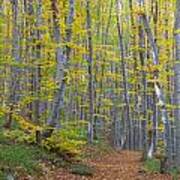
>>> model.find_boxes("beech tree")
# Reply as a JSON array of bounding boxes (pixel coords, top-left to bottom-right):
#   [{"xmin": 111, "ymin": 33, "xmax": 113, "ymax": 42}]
[
  {"xmin": 175, "ymin": 0, "xmax": 180, "ymax": 167},
  {"xmin": 47, "ymin": 0, "xmax": 75, "ymax": 130},
  {"xmin": 0, "ymin": 0, "xmax": 179, "ymax": 169}
]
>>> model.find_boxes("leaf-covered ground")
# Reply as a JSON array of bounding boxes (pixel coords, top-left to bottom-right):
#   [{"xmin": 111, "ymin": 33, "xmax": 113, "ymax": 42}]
[{"xmin": 40, "ymin": 151, "xmax": 173, "ymax": 180}]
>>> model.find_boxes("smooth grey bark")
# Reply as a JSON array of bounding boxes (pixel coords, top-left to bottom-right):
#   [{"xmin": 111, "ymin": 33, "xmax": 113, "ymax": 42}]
[
  {"xmin": 128, "ymin": 0, "xmax": 137, "ymax": 150},
  {"xmin": 140, "ymin": 8, "xmax": 171, "ymax": 160},
  {"xmin": 116, "ymin": 0, "xmax": 132, "ymax": 149},
  {"xmin": 46, "ymin": 0, "xmax": 63, "ymax": 128},
  {"xmin": 12, "ymin": 0, "xmax": 20, "ymax": 93},
  {"xmin": 11, "ymin": 0, "xmax": 20, "ymax": 65},
  {"xmin": 5, "ymin": 0, "xmax": 21, "ymax": 128},
  {"xmin": 32, "ymin": 0, "xmax": 42, "ymax": 123},
  {"xmin": 94, "ymin": 1, "xmax": 101, "ymax": 141},
  {"xmin": 129, "ymin": 0, "xmax": 137, "ymax": 151},
  {"xmin": 138, "ymin": 0, "xmax": 147, "ymax": 156},
  {"xmin": 86, "ymin": 0, "xmax": 94, "ymax": 143},
  {"xmin": 174, "ymin": 0, "xmax": 180, "ymax": 167},
  {"xmin": 47, "ymin": 0, "xmax": 75, "ymax": 129},
  {"xmin": 25, "ymin": 0, "xmax": 34, "ymax": 121}
]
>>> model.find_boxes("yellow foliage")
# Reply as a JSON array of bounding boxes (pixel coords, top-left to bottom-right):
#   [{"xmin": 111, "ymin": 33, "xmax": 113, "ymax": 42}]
[{"xmin": 42, "ymin": 129, "xmax": 86, "ymax": 156}]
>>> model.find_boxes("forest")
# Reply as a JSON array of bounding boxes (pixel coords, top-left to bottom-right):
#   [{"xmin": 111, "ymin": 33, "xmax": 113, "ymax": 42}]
[{"xmin": 0, "ymin": 0, "xmax": 180, "ymax": 179}]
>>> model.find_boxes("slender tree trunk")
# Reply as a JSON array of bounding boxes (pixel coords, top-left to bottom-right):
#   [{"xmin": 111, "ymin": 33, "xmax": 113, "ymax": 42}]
[
  {"xmin": 33, "ymin": 0, "xmax": 42, "ymax": 124},
  {"xmin": 116, "ymin": 0, "xmax": 132, "ymax": 149},
  {"xmin": 174, "ymin": 0, "xmax": 180, "ymax": 167},
  {"xmin": 5, "ymin": 0, "xmax": 21, "ymax": 128},
  {"xmin": 138, "ymin": 0, "xmax": 147, "ymax": 156},
  {"xmin": 129, "ymin": 0, "xmax": 136, "ymax": 151},
  {"xmin": 86, "ymin": 0, "xmax": 94, "ymax": 143}
]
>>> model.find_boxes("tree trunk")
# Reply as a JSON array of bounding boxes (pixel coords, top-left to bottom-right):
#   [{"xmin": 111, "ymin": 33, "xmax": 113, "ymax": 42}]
[
  {"xmin": 138, "ymin": 0, "xmax": 147, "ymax": 157},
  {"xmin": 116, "ymin": 0, "xmax": 132, "ymax": 149},
  {"xmin": 5, "ymin": 0, "xmax": 21, "ymax": 129},
  {"xmin": 174, "ymin": 0, "xmax": 180, "ymax": 167},
  {"xmin": 86, "ymin": 0, "xmax": 94, "ymax": 143},
  {"xmin": 46, "ymin": 0, "xmax": 75, "ymax": 131},
  {"xmin": 140, "ymin": 4, "xmax": 171, "ymax": 161}
]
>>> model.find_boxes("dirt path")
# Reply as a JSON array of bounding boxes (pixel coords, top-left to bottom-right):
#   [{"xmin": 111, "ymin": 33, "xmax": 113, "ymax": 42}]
[{"xmin": 43, "ymin": 151, "xmax": 173, "ymax": 180}]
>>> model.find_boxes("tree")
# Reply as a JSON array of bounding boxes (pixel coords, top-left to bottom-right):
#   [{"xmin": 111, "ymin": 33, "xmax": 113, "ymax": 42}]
[
  {"xmin": 86, "ymin": 0, "xmax": 94, "ymax": 143},
  {"xmin": 5, "ymin": 0, "xmax": 21, "ymax": 128},
  {"xmin": 174, "ymin": 0, "xmax": 180, "ymax": 167},
  {"xmin": 46, "ymin": 0, "xmax": 75, "ymax": 131},
  {"xmin": 116, "ymin": 0, "xmax": 132, "ymax": 149}
]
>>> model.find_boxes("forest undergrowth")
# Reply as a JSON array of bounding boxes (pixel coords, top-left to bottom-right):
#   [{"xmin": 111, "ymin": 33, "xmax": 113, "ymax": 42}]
[{"xmin": 0, "ymin": 129, "xmax": 178, "ymax": 180}]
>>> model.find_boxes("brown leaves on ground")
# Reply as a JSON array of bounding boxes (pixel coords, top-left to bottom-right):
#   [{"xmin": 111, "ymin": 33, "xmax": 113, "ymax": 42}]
[{"xmin": 39, "ymin": 151, "xmax": 173, "ymax": 180}]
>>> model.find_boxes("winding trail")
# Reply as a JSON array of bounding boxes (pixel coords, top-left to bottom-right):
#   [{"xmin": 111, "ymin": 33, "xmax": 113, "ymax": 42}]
[{"xmin": 43, "ymin": 151, "xmax": 173, "ymax": 180}]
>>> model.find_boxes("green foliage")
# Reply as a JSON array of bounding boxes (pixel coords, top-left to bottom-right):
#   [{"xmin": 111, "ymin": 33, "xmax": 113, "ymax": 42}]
[
  {"xmin": 168, "ymin": 167, "xmax": 179, "ymax": 180},
  {"xmin": 0, "ymin": 131, "xmax": 8, "ymax": 144},
  {"xmin": 144, "ymin": 158, "xmax": 160, "ymax": 173},
  {"xmin": 70, "ymin": 164, "xmax": 94, "ymax": 176},
  {"xmin": 0, "ymin": 144, "xmax": 40, "ymax": 174},
  {"xmin": 0, "ymin": 129, "xmax": 74, "ymax": 177},
  {"xmin": 3, "ymin": 122, "xmax": 87, "ymax": 157},
  {"xmin": 43, "ymin": 125, "xmax": 87, "ymax": 156},
  {"xmin": 4, "ymin": 129, "xmax": 36, "ymax": 144},
  {"xmin": 0, "ymin": 170, "xmax": 6, "ymax": 179}
]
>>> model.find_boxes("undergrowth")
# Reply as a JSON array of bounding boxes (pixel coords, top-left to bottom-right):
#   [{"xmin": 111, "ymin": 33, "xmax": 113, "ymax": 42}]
[
  {"xmin": 0, "ymin": 131, "xmax": 56, "ymax": 178},
  {"xmin": 0, "ymin": 123, "xmax": 93, "ymax": 178},
  {"xmin": 0, "ymin": 120, "xmax": 112, "ymax": 178},
  {"xmin": 144, "ymin": 158, "xmax": 180, "ymax": 179},
  {"xmin": 144, "ymin": 158, "xmax": 161, "ymax": 173}
]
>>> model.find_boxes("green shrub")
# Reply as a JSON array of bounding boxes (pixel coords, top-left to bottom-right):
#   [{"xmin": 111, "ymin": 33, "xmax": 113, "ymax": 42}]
[
  {"xmin": 0, "ymin": 170, "xmax": 6, "ymax": 179},
  {"xmin": 4, "ymin": 122, "xmax": 88, "ymax": 157},
  {"xmin": 42, "ymin": 125, "xmax": 87, "ymax": 156},
  {"xmin": 0, "ymin": 144, "xmax": 41, "ymax": 174},
  {"xmin": 168, "ymin": 167, "xmax": 179, "ymax": 180},
  {"xmin": 0, "ymin": 131, "xmax": 8, "ymax": 144},
  {"xmin": 43, "ymin": 130, "xmax": 86, "ymax": 156},
  {"xmin": 144, "ymin": 158, "xmax": 161, "ymax": 173},
  {"xmin": 4, "ymin": 129, "xmax": 36, "ymax": 144}
]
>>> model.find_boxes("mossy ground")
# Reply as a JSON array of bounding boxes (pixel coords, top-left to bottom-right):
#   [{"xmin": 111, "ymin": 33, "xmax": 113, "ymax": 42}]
[
  {"xmin": 0, "ymin": 131, "xmax": 57, "ymax": 178},
  {"xmin": 0, "ymin": 129, "xmax": 93, "ymax": 179},
  {"xmin": 144, "ymin": 158, "xmax": 180, "ymax": 179}
]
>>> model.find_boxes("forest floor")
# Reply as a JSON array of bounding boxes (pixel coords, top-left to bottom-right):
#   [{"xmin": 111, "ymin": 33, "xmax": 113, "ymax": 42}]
[
  {"xmin": 0, "ymin": 130, "xmax": 176, "ymax": 180},
  {"xmin": 40, "ymin": 150, "xmax": 173, "ymax": 180}
]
